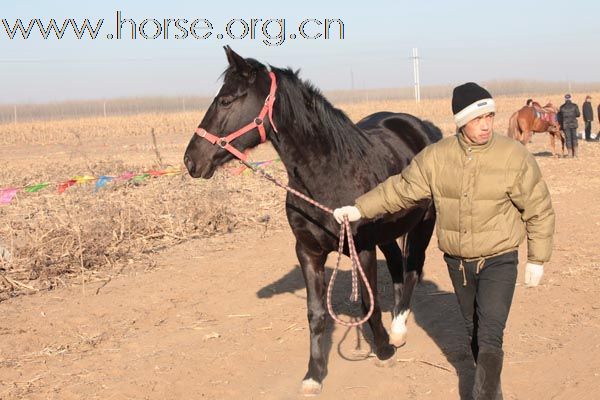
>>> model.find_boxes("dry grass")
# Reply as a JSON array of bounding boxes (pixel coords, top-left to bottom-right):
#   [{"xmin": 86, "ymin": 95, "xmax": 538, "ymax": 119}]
[
  {"xmin": 0, "ymin": 112, "xmax": 200, "ymax": 146},
  {"xmin": 0, "ymin": 164, "xmax": 288, "ymax": 301},
  {"xmin": 1, "ymin": 90, "xmax": 598, "ymax": 301}
]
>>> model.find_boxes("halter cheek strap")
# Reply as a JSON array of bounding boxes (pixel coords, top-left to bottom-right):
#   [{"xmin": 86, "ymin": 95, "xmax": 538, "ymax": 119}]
[{"xmin": 194, "ymin": 71, "xmax": 278, "ymax": 162}]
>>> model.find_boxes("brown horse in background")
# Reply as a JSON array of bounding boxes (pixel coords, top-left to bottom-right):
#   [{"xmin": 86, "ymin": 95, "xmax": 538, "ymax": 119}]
[{"xmin": 507, "ymin": 103, "xmax": 565, "ymax": 157}]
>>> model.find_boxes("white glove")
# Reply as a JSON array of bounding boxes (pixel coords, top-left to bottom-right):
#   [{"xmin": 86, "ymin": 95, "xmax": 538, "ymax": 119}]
[
  {"xmin": 524, "ymin": 262, "xmax": 544, "ymax": 287},
  {"xmin": 333, "ymin": 206, "xmax": 362, "ymax": 224}
]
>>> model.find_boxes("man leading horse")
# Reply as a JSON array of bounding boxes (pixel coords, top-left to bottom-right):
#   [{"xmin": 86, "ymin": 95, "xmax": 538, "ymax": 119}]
[{"xmin": 334, "ymin": 82, "xmax": 555, "ymax": 400}]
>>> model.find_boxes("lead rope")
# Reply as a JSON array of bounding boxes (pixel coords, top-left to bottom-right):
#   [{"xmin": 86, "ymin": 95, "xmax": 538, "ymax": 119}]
[{"xmin": 240, "ymin": 159, "xmax": 375, "ymax": 327}]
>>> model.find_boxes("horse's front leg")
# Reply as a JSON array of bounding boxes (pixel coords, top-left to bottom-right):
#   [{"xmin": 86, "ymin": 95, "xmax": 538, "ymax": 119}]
[{"xmin": 296, "ymin": 240, "xmax": 328, "ymax": 396}]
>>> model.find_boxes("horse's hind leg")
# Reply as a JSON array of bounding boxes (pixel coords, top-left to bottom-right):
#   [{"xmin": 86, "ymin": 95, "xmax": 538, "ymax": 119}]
[
  {"xmin": 550, "ymin": 133, "xmax": 557, "ymax": 157},
  {"xmin": 296, "ymin": 240, "xmax": 328, "ymax": 396},
  {"xmin": 521, "ymin": 130, "xmax": 532, "ymax": 145},
  {"xmin": 393, "ymin": 209, "xmax": 436, "ymax": 347},
  {"xmin": 378, "ymin": 240, "xmax": 408, "ymax": 347}
]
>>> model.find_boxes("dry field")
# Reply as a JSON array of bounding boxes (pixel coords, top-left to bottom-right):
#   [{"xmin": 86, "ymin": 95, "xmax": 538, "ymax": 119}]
[{"xmin": 1, "ymin": 92, "xmax": 599, "ymax": 399}]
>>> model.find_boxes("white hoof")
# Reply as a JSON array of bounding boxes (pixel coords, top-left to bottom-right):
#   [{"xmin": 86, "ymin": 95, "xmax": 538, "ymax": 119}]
[
  {"xmin": 390, "ymin": 310, "xmax": 409, "ymax": 347},
  {"xmin": 301, "ymin": 379, "xmax": 322, "ymax": 397},
  {"xmin": 390, "ymin": 329, "xmax": 407, "ymax": 348}
]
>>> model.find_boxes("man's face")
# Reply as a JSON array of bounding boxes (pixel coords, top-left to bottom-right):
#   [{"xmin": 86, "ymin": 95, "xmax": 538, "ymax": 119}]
[{"xmin": 461, "ymin": 112, "xmax": 495, "ymax": 145}]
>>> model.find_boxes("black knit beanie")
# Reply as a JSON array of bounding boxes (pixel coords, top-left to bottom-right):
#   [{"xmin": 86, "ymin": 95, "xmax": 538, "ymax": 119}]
[{"xmin": 452, "ymin": 82, "xmax": 495, "ymax": 127}]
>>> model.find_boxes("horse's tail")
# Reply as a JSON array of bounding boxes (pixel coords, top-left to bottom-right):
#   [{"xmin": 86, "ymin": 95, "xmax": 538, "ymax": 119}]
[{"xmin": 507, "ymin": 112, "xmax": 519, "ymax": 140}]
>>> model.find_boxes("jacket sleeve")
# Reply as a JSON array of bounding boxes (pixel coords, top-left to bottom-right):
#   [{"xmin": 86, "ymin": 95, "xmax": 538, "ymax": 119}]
[
  {"xmin": 354, "ymin": 150, "xmax": 432, "ymax": 219},
  {"xmin": 508, "ymin": 153, "xmax": 555, "ymax": 264},
  {"xmin": 576, "ymin": 105, "xmax": 581, "ymax": 118},
  {"xmin": 557, "ymin": 109, "xmax": 563, "ymax": 126}
]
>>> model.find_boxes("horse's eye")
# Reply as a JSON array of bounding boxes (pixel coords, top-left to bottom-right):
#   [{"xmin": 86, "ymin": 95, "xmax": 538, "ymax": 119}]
[{"xmin": 219, "ymin": 96, "xmax": 235, "ymax": 106}]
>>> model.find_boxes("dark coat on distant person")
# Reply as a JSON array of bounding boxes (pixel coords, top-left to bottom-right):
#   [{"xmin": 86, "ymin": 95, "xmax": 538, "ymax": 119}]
[
  {"xmin": 558, "ymin": 100, "xmax": 581, "ymax": 129},
  {"xmin": 583, "ymin": 101, "xmax": 593, "ymax": 122}
]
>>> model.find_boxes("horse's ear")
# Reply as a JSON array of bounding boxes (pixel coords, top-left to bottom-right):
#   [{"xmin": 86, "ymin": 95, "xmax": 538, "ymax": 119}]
[
  {"xmin": 224, "ymin": 45, "xmax": 236, "ymax": 65},
  {"xmin": 223, "ymin": 45, "xmax": 253, "ymax": 78}
]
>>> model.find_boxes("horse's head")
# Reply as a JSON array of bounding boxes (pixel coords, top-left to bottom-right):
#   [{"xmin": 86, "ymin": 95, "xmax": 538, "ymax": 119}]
[{"xmin": 184, "ymin": 46, "xmax": 276, "ymax": 178}]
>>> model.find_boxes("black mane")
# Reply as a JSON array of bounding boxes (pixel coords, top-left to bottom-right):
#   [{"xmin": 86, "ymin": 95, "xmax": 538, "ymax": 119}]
[
  {"xmin": 271, "ymin": 66, "xmax": 370, "ymax": 159},
  {"xmin": 222, "ymin": 59, "xmax": 371, "ymax": 160}
]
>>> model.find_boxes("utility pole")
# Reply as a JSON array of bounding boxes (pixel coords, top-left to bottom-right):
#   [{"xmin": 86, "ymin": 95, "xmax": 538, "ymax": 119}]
[
  {"xmin": 411, "ymin": 47, "xmax": 421, "ymax": 104},
  {"xmin": 13, "ymin": 105, "xmax": 17, "ymax": 124},
  {"xmin": 103, "ymin": 101, "xmax": 107, "ymax": 118}
]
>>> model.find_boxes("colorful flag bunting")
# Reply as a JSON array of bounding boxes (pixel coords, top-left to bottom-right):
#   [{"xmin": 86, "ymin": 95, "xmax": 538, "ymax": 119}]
[{"xmin": 0, "ymin": 159, "xmax": 277, "ymax": 204}]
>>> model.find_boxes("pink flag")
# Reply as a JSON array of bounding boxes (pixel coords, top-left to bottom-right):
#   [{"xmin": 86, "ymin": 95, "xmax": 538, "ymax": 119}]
[
  {"xmin": 0, "ymin": 188, "xmax": 18, "ymax": 205},
  {"xmin": 118, "ymin": 172, "xmax": 135, "ymax": 181}
]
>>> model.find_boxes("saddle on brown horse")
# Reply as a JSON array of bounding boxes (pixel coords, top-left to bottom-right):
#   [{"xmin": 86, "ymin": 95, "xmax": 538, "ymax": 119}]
[{"xmin": 531, "ymin": 102, "xmax": 558, "ymax": 125}]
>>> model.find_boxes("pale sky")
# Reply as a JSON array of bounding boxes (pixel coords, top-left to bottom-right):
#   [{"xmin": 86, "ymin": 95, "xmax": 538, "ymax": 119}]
[{"xmin": 1, "ymin": 0, "xmax": 598, "ymax": 103}]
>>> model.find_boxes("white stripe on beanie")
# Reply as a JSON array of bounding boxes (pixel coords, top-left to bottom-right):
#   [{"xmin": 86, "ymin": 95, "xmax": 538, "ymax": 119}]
[{"xmin": 454, "ymin": 98, "xmax": 496, "ymax": 127}]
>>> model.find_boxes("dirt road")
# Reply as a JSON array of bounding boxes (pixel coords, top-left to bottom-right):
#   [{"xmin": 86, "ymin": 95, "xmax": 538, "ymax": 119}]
[{"xmin": 1, "ymin": 135, "xmax": 600, "ymax": 400}]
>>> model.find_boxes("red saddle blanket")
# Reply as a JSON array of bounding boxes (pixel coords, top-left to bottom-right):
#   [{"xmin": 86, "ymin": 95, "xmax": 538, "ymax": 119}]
[{"xmin": 534, "ymin": 109, "xmax": 557, "ymax": 124}]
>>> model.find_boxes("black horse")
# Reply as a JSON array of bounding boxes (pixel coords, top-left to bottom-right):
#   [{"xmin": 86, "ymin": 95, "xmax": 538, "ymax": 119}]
[{"xmin": 184, "ymin": 46, "xmax": 442, "ymax": 395}]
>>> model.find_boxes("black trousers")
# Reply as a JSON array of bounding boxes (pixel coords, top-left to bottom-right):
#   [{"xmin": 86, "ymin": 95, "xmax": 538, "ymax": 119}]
[
  {"xmin": 585, "ymin": 121, "xmax": 592, "ymax": 140},
  {"xmin": 444, "ymin": 251, "xmax": 518, "ymax": 359},
  {"xmin": 564, "ymin": 127, "xmax": 578, "ymax": 149}
]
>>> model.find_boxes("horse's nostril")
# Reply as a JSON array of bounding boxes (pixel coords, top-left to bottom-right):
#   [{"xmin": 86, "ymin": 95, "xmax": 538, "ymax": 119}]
[{"xmin": 184, "ymin": 155, "xmax": 195, "ymax": 173}]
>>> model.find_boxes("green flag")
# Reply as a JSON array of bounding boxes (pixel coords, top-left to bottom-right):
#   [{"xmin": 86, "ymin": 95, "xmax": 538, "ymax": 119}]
[{"xmin": 24, "ymin": 182, "xmax": 50, "ymax": 193}]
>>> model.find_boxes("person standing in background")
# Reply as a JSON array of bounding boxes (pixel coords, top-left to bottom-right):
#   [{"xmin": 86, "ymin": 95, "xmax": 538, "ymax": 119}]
[
  {"xmin": 558, "ymin": 94, "xmax": 581, "ymax": 157},
  {"xmin": 597, "ymin": 101, "xmax": 600, "ymax": 140},
  {"xmin": 583, "ymin": 95, "xmax": 594, "ymax": 141}
]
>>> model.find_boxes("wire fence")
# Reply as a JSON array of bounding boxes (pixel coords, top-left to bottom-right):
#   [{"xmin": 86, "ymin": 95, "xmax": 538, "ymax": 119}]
[
  {"xmin": 0, "ymin": 96, "xmax": 213, "ymax": 124},
  {"xmin": 2, "ymin": 80, "xmax": 599, "ymax": 124}
]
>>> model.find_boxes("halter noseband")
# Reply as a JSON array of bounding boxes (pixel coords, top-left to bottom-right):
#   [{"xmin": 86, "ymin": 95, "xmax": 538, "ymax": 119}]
[{"xmin": 194, "ymin": 71, "xmax": 278, "ymax": 161}]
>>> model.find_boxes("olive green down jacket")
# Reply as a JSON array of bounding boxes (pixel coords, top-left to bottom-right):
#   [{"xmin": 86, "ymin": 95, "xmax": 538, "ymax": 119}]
[{"xmin": 355, "ymin": 132, "xmax": 555, "ymax": 264}]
